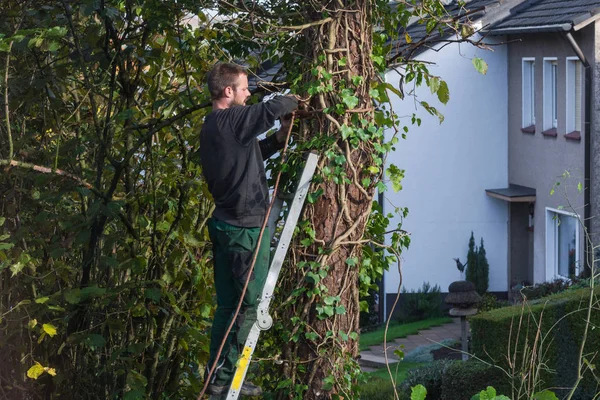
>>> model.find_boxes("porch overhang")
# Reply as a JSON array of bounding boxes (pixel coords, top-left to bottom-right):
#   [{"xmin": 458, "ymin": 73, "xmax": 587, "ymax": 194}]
[{"xmin": 485, "ymin": 184, "xmax": 536, "ymax": 203}]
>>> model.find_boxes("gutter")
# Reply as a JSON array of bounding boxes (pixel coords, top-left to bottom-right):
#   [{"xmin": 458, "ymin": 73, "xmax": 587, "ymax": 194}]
[
  {"xmin": 564, "ymin": 31, "xmax": 592, "ymax": 276},
  {"xmin": 486, "ymin": 23, "xmax": 572, "ymax": 35}
]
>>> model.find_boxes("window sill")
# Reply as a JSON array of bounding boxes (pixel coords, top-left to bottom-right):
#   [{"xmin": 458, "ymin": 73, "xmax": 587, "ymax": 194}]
[
  {"xmin": 541, "ymin": 128, "xmax": 558, "ymax": 137},
  {"xmin": 564, "ymin": 131, "xmax": 581, "ymax": 141},
  {"xmin": 521, "ymin": 125, "xmax": 535, "ymax": 134}
]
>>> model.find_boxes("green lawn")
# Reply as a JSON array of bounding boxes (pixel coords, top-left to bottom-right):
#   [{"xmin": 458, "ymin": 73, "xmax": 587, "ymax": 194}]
[
  {"xmin": 359, "ymin": 362, "xmax": 426, "ymax": 399},
  {"xmin": 359, "ymin": 317, "xmax": 452, "ymax": 350},
  {"xmin": 367, "ymin": 362, "xmax": 426, "ymax": 381}
]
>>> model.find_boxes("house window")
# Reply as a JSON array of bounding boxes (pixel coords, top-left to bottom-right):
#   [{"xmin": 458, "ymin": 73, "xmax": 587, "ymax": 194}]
[
  {"xmin": 522, "ymin": 58, "xmax": 535, "ymax": 129},
  {"xmin": 566, "ymin": 57, "xmax": 582, "ymax": 134},
  {"xmin": 543, "ymin": 58, "xmax": 558, "ymax": 131},
  {"xmin": 546, "ymin": 208, "xmax": 580, "ymax": 279}
]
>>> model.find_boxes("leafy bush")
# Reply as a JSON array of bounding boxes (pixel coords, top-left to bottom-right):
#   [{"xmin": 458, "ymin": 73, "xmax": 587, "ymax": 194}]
[
  {"xmin": 478, "ymin": 292, "xmax": 510, "ymax": 313},
  {"xmin": 519, "ymin": 278, "xmax": 573, "ymax": 300},
  {"xmin": 399, "ymin": 360, "xmax": 455, "ymax": 400},
  {"xmin": 440, "ymin": 360, "xmax": 509, "ymax": 400},
  {"xmin": 397, "ymin": 282, "xmax": 442, "ymax": 322},
  {"xmin": 470, "ymin": 287, "xmax": 600, "ymax": 399}
]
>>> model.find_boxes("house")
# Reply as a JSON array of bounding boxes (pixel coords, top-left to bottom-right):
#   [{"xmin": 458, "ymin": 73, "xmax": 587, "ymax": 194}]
[{"xmin": 382, "ymin": 0, "xmax": 600, "ymax": 318}]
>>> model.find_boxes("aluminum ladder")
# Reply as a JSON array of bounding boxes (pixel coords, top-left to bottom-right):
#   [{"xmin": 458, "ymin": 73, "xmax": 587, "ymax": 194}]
[{"xmin": 209, "ymin": 151, "xmax": 319, "ymax": 399}]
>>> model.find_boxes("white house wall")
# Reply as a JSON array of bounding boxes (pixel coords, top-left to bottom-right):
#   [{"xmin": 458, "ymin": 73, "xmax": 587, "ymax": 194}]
[{"xmin": 383, "ymin": 36, "xmax": 509, "ymax": 296}]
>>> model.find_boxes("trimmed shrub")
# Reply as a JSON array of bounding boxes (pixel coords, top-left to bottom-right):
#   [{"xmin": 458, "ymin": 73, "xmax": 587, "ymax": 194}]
[
  {"xmin": 440, "ymin": 360, "xmax": 509, "ymax": 400},
  {"xmin": 398, "ymin": 360, "xmax": 455, "ymax": 400},
  {"xmin": 470, "ymin": 287, "xmax": 600, "ymax": 399}
]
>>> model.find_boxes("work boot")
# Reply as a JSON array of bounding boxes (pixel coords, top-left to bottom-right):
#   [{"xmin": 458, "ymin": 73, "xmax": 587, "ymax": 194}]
[
  {"xmin": 240, "ymin": 381, "xmax": 263, "ymax": 396},
  {"xmin": 206, "ymin": 381, "xmax": 263, "ymax": 396},
  {"xmin": 206, "ymin": 383, "xmax": 227, "ymax": 395}
]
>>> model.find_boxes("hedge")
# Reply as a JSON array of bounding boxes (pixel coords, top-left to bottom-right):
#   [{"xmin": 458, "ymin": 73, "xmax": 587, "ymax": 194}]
[
  {"xmin": 469, "ymin": 287, "xmax": 600, "ymax": 399},
  {"xmin": 440, "ymin": 360, "xmax": 509, "ymax": 400}
]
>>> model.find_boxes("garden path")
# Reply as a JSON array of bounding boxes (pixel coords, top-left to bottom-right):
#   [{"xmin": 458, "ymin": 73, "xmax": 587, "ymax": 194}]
[{"xmin": 359, "ymin": 318, "xmax": 467, "ymax": 372}]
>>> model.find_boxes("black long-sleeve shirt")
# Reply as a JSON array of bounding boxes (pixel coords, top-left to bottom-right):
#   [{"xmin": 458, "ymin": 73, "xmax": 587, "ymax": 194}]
[{"xmin": 199, "ymin": 95, "xmax": 298, "ymax": 227}]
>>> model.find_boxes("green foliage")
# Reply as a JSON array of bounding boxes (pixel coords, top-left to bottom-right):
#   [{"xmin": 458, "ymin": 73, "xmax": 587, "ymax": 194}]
[
  {"xmin": 358, "ymin": 376, "xmax": 401, "ymax": 400},
  {"xmin": 399, "ymin": 360, "xmax": 455, "ymax": 400},
  {"xmin": 0, "ymin": 1, "xmax": 215, "ymax": 398},
  {"xmin": 464, "ymin": 232, "xmax": 489, "ymax": 295},
  {"xmin": 470, "ymin": 287, "xmax": 600, "ymax": 399},
  {"xmin": 477, "ymin": 239, "xmax": 489, "ymax": 295},
  {"xmin": 470, "ymin": 387, "xmax": 510, "ymax": 400},
  {"xmin": 477, "ymin": 293, "xmax": 510, "ymax": 313},
  {"xmin": 472, "ymin": 57, "xmax": 489, "ymax": 75},
  {"xmin": 359, "ymin": 317, "xmax": 452, "ymax": 350},
  {"xmin": 441, "ymin": 361, "xmax": 509, "ymax": 400},
  {"xmin": 519, "ymin": 277, "xmax": 583, "ymax": 301},
  {"xmin": 398, "ymin": 282, "xmax": 443, "ymax": 322}
]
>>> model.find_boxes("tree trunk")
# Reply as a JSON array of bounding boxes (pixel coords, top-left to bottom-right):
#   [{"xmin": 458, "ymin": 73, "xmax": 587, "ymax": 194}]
[{"xmin": 278, "ymin": 1, "xmax": 377, "ymax": 398}]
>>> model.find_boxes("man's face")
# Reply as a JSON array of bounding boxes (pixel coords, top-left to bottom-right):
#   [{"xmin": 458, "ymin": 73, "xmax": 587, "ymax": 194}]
[{"xmin": 231, "ymin": 73, "xmax": 250, "ymax": 106}]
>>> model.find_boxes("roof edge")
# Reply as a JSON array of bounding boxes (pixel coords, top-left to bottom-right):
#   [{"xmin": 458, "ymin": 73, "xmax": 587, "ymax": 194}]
[{"xmin": 485, "ymin": 23, "xmax": 572, "ymax": 35}]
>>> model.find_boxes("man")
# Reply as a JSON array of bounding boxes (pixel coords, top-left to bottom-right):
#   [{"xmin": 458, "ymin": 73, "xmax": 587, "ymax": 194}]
[{"xmin": 199, "ymin": 62, "xmax": 298, "ymax": 396}]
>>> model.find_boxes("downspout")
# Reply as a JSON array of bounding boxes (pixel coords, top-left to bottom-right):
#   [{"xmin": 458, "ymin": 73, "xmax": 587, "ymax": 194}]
[{"xmin": 564, "ymin": 31, "xmax": 592, "ymax": 276}]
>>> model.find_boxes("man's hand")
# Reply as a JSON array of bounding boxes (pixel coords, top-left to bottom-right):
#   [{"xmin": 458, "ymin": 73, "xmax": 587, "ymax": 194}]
[{"xmin": 276, "ymin": 113, "xmax": 294, "ymax": 143}]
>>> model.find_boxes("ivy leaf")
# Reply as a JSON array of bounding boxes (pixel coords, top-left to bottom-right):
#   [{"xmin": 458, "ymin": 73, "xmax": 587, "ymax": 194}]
[
  {"xmin": 27, "ymin": 362, "xmax": 45, "ymax": 379},
  {"xmin": 335, "ymin": 305, "xmax": 346, "ymax": 315},
  {"xmin": 345, "ymin": 257, "xmax": 358, "ymax": 267},
  {"xmin": 472, "ymin": 57, "xmax": 488, "ymax": 75},
  {"xmin": 386, "ymin": 164, "xmax": 405, "ymax": 192},
  {"xmin": 342, "ymin": 94, "xmax": 359, "ymax": 109},
  {"xmin": 405, "ymin": 32, "xmax": 412, "ymax": 44},
  {"xmin": 42, "ymin": 323, "xmax": 58, "ymax": 337},
  {"xmin": 340, "ymin": 125, "xmax": 353, "ymax": 140},
  {"xmin": 411, "ymin": 384, "xmax": 427, "ymax": 400}
]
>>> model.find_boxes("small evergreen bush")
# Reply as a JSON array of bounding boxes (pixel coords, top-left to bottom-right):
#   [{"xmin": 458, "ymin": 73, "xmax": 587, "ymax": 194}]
[{"xmin": 464, "ymin": 232, "xmax": 489, "ymax": 295}]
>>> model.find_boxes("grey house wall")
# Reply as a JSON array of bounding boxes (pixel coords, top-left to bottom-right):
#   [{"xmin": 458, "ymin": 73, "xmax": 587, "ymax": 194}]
[
  {"xmin": 507, "ymin": 26, "xmax": 591, "ymax": 283},
  {"xmin": 592, "ymin": 24, "xmax": 600, "ymax": 259}
]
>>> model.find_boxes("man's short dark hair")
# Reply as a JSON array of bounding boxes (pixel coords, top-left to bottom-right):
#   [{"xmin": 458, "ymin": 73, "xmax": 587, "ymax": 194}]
[{"xmin": 207, "ymin": 62, "xmax": 248, "ymax": 100}]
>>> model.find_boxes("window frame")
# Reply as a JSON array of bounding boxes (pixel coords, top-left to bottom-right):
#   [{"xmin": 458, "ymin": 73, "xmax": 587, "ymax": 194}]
[
  {"xmin": 543, "ymin": 57, "xmax": 559, "ymax": 131},
  {"xmin": 545, "ymin": 207, "xmax": 581, "ymax": 280},
  {"xmin": 522, "ymin": 57, "xmax": 536, "ymax": 129},
  {"xmin": 565, "ymin": 56, "xmax": 582, "ymax": 134}
]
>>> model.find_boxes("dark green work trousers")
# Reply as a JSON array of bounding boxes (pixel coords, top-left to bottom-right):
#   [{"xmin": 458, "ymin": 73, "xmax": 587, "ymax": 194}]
[{"xmin": 206, "ymin": 218, "xmax": 270, "ymax": 386}]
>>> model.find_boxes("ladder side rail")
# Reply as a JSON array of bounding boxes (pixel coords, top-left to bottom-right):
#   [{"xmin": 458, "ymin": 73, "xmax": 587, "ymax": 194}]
[
  {"xmin": 258, "ymin": 152, "xmax": 318, "ymax": 313},
  {"xmin": 225, "ymin": 152, "xmax": 319, "ymax": 400}
]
